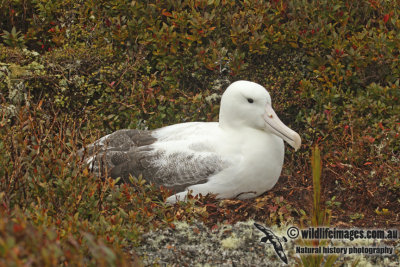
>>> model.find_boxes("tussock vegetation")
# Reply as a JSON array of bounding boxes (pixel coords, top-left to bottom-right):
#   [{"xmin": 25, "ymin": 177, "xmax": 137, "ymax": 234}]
[{"xmin": 1, "ymin": 0, "xmax": 399, "ymax": 265}]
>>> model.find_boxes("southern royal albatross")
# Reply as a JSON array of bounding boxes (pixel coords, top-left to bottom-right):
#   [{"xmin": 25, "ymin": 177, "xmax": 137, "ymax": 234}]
[{"xmin": 81, "ymin": 81, "xmax": 301, "ymax": 203}]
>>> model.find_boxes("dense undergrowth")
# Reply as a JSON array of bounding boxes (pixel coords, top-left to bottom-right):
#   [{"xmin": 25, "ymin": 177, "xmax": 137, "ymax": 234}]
[{"xmin": 1, "ymin": 0, "xmax": 399, "ymax": 265}]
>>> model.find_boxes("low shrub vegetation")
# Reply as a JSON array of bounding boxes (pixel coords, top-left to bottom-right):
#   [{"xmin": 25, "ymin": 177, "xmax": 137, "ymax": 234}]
[{"xmin": 1, "ymin": 0, "xmax": 399, "ymax": 265}]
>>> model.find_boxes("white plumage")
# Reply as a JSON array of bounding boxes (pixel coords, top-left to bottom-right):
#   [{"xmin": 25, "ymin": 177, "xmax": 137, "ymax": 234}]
[{"xmin": 82, "ymin": 81, "xmax": 301, "ymax": 203}]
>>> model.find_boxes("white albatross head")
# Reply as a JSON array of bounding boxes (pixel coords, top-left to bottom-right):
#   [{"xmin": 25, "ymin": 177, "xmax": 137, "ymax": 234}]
[{"xmin": 219, "ymin": 80, "xmax": 301, "ymax": 150}]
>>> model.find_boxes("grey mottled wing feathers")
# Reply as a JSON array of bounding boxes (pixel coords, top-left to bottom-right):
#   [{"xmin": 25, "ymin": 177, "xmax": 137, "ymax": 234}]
[{"xmin": 80, "ymin": 129, "xmax": 226, "ymax": 192}]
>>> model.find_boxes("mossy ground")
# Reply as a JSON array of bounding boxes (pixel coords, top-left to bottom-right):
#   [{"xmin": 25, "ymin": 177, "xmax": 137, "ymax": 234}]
[{"xmin": 1, "ymin": 0, "xmax": 399, "ymax": 265}]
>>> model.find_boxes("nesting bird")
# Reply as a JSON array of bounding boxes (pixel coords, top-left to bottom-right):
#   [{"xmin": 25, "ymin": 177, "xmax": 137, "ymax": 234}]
[{"xmin": 81, "ymin": 81, "xmax": 301, "ymax": 203}]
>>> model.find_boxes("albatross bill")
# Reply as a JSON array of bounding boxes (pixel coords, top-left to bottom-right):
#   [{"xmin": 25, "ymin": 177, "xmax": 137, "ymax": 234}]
[{"xmin": 80, "ymin": 80, "xmax": 301, "ymax": 203}]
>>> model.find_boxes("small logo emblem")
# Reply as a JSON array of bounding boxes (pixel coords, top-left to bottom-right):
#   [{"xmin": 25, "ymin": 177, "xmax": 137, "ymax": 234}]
[{"xmin": 254, "ymin": 223, "xmax": 288, "ymax": 264}]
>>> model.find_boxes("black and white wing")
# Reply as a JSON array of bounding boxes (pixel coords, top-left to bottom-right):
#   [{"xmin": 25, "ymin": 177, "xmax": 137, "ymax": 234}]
[{"xmin": 80, "ymin": 122, "xmax": 232, "ymax": 192}]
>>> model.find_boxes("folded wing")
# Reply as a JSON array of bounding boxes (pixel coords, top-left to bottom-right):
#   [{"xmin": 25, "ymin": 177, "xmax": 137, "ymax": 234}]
[{"xmin": 80, "ymin": 125, "xmax": 230, "ymax": 192}]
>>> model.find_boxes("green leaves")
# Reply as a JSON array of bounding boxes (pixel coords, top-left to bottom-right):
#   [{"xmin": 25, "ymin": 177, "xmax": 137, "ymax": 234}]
[
  {"xmin": 1, "ymin": 1, "xmax": 400, "ymax": 265},
  {"xmin": 311, "ymin": 145, "xmax": 323, "ymax": 226},
  {"xmin": 297, "ymin": 146, "xmax": 339, "ymax": 267},
  {"xmin": 0, "ymin": 101, "xmax": 181, "ymax": 266},
  {"xmin": 2, "ymin": 27, "xmax": 25, "ymax": 48}
]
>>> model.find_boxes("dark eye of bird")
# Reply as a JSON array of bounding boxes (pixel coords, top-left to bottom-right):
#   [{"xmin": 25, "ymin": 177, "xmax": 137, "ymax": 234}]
[{"xmin": 247, "ymin": 98, "xmax": 254, "ymax": 103}]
